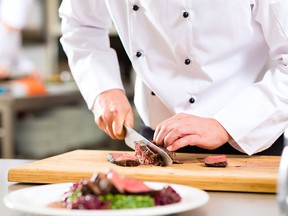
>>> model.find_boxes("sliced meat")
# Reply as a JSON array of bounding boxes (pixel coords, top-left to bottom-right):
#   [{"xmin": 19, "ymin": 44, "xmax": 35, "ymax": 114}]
[
  {"xmin": 107, "ymin": 169, "xmax": 154, "ymax": 194},
  {"xmin": 107, "ymin": 153, "xmax": 140, "ymax": 167},
  {"xmin": 122, "ymin": 178, "xmax": 156, "ymax": 194},
  {"xmin": 134, "ymin": 142, "xmax": 165, "ymax": 166},
  {"xmin": 86, "ymin": 172, "xmax": 119, "ymax": 195},
  {"xmin": 150, "ymin": 140, "xmax": 177, "ymax": 162},
  {"xmin": 105, "ymin": 169, "xmax": 126, "ymax": 193},
  {"xmin": 107, "ymin": 141, "xmax": 177, "ymax": 167},
  {"xmin": 84, "ymin": 169, "xmax": 155, "ymax": 196},
  {"xmin": 204, "ymin": 155, "xmax": 228, "ymax": 167}
]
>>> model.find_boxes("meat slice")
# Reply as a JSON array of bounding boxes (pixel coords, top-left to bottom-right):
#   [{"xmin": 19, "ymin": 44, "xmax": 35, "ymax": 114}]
[
  {"xmin": 150, "ymin": 140, "xmax": 176, "ymax": 162},
  {"xmin": 107, "ymin": 153, "xmax": 140, "ymax": 167},
  {"xmin": 134, "ymin": 142, "xmax": 164, "ymax": 166},
  {"xmin": 79, "ymin": 169, "xmax": 155, "ymax": 196},
  {"xmin": 84, "ymin": 172, "xmax": 118, "ymax": 195},
  {"xmin": 107, "ymin": 141, "xmax": 177, "ymax": 167},
  {"xmin": 107, "ymin": 169, "xmax": 154, "ymax": 194},
  {"xmin": 204, "ymin": 155, "xmax": 228, "ymax": 167}
]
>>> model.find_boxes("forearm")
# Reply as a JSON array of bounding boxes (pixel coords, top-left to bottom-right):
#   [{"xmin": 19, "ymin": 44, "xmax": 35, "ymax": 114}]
[
  {"xmin": 59, "ymin": 0, "xmax": 124, "ymax": 109},
  {"xmin": 213, "ymin": 63, "xmax": 288, "ymax": 155}
]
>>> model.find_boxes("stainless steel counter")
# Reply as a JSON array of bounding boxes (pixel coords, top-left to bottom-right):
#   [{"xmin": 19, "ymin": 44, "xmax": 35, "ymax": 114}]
[{"xmin": 0, "ymin": 159, "xmax": 280, "ymax": 216}]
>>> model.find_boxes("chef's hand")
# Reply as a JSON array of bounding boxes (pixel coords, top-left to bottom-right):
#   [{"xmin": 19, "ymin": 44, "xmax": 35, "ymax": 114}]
[
  {"xmin": 153, "ymin": 113, "xmax": 231, "ymax": 151},
  {"xmin": 92, "ymin": 89, "xmax": 134, "ymax": 139}
]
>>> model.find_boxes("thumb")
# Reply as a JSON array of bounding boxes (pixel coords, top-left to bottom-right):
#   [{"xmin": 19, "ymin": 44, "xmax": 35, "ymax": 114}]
[{"xmin": 124, "ymin": 109, "xmax": 134, "ymax": 129}]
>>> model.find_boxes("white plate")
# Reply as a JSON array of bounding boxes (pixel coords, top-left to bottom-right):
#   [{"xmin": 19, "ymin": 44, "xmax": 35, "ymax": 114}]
[{"xmin": 3, "ymin": 182, "xmax": 209, "ymax": 216}]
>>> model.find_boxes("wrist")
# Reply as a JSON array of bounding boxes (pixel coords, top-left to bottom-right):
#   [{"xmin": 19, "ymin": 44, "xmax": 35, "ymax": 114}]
[{"xmin": 214, "ymin": 118, "xmax": 232, "ymax": 143}]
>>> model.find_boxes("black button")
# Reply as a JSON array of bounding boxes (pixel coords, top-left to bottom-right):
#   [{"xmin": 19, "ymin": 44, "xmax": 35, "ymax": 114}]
[
  {"xmin": 136, "ymin": 51, "xmax": 142, "ymax": 57},
  {"xmin": 132, "ymin": 5, "xmax": 139, "ymax": 11},
  {"xmin": 185, "ymin": 58, "xmax": 191, "ymax": 65},
  {"xmin": 151, "ymin": 91, "xmax": 155, "ymax": 96},
  {"xmin": 189, "ymin": 97, "xmax": 195, "ymax": 104},
  {"xmin": 183, "ymin": 11, "xmax": 189, "ymax": 18}
]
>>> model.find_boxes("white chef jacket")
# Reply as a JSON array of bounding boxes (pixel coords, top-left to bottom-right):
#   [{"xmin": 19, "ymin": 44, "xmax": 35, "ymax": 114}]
[
  {"xmin": 59, "ymin": 0, "xmax": 288, "ymax": 155},
  {"xmin": 0, "ymin": 0, "xmax": 34, "ymax": 74},
  {"xmin": 0, "ymin": 0, "xmax": 33, "ymax": 29}
]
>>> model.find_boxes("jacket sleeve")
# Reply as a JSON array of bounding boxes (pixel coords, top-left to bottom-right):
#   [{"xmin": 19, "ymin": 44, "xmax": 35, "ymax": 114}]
[
  {"xmin": 213, "ymin": 0, "xmax": 288, "ymax": 155},
  {"xmin": 59, "ymin": 0, "xmax": 124, "ymax": 109}
]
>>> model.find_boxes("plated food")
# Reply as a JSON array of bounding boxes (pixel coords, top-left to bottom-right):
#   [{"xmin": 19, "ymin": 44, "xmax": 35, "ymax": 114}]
[
  {"xmin": 48, "ymin": 169, "xmax": 181, "ymax": 210},
  {"xmin": 4, "ymin": 181, "xmax": 209, "ymax": 216}
]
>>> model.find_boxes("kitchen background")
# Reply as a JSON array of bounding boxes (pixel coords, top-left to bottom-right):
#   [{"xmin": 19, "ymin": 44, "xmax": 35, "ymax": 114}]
[{"xmin": 0, "ymin": 0, "xmax": 139, "ymax": 159}]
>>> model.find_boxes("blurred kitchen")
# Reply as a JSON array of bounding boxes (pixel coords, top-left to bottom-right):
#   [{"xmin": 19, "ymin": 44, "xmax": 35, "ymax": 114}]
[{"xmin": 0, "ymin": 0, "xmax": 137, "ymax": 159}]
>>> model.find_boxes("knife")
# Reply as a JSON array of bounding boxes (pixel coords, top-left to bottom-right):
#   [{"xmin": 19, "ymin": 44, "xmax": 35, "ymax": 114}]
[{"xmin": 124, "ymin": 125, "xmax": 173, "ymax": 166}]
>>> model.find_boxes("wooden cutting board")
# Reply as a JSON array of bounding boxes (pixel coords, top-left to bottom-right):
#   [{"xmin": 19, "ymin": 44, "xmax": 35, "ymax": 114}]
[{"xmin": 8, "ymin": 150, "xmax": 280, "ymax": 193}]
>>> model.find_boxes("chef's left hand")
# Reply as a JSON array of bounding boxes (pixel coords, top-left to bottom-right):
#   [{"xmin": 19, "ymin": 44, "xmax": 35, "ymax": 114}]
[{"xmin": 153, "ymin": 113, "xmax": 232, "ymax": 151}]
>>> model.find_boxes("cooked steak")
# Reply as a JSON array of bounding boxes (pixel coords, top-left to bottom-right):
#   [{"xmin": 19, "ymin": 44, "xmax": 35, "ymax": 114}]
[
  {"xmin": 107, "ymin": 169, "xmax": 154, "ymax": 194},
  {"xmin": 107, "ymin": 141, "xmax": 177, "ymax": 167},
  {"xmin": 204, "ymin": 155, "xmax": 228, "ymax": 167},
  {"xmin": 150, "ymin": 140, "xmax": 177, "ymax": 162},
  {"xmin": 84, "ymin": 169, "xmax": 154, "ymax": 195},
  {"xmin": 107, "ymin": 153, "xmax": 140, "ymax": 167},
  {"xmin": 85, "ymin": 171, "xmax": 118, "ymax": 195},
  {"xmin": 134, "ymin": 142, "xmax": 164, "ymax": 166}
]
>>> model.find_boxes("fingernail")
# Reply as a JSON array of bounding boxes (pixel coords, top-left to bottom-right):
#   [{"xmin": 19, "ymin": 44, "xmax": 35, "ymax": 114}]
[{"xmin": 167, "ymin": 146, "xmax": 172, "ymax": 151}]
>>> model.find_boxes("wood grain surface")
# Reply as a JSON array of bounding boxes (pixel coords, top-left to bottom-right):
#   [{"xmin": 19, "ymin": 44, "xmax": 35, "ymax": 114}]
[{"xmin": 8, "ymin": 150, "xmax": 280, "ymax": 193}]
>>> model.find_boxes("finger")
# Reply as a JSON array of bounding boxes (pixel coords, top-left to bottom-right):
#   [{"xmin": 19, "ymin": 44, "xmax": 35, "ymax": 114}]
[
  {"xmin": 121, "ymin": 109, "xmax": 134, "ymax": 139},
  {"xmin": 111, "ymin": 107, "xmax": 123, "ymax": 139},
  {"xmin": 124, "ymin": 108, "xmax": 134, "ymax": 128},
  {"xmin": 163, "ymin": 124, "xmax": 196, "ymax": 147},
  {"xmin": 112, "ymin": 119, "xmax": 126, "ymax": 139},
  {"xmin": 153, "ymin": 125, "xmax": 166, "ymax": 146},
  {"xmin": 153, "ymin": 123, "xmax": 175, "ymax": 146},
  {"xmin": 95, "ymin": 115, "xmax": 106, "ymax": 132},
  {"xmin": 102, "ymin": 110, "xmax": 117, "ymax": 139},
  {"xmin": 96, "ymin": 117, "xmax": 115, "ymax": 139},
  {"xmin": 167, "ymin": 134, "xmax": 200, "ymax": 151},
  {"xmin": 153, "ymin": 123, "xmax": 163, "ymax": 143},
  {"xmin": 112, "ymin": 105, "xmax": 134, "ymax": 139},
  {"xmin": 153, "ymin": 114, "xmax": 185, "ymax": 143},
  {"xmin": 163, "ymin": 128, "xmax": 183, "ymax": 148}
]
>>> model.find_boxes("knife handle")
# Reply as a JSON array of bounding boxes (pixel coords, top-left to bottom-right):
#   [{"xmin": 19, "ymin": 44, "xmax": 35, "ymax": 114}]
[{"xmin": 278, "ymin": 145, "xmax": 288, "ymax": 216}]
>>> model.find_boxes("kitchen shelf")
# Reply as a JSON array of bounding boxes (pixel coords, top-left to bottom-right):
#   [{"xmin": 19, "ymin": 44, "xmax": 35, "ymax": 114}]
[{"xmin": 0, "ymin": 87, "xmax": 84, "ymax": 158}]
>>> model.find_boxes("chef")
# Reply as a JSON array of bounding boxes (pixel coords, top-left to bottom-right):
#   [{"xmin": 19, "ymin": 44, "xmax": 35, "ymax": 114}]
[
  {"xmin": 0, "ymin": 0, "xmax": 34, "ymax": 78},
  {"xmin": 59, "ymin": 0, "xmax": 288, "ymax": 156}
]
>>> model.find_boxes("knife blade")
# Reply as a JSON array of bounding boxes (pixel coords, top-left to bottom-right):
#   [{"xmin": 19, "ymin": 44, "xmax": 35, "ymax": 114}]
[{"xmin": 124, "ymin": 125, "xmax": 173, "ymax": 166}]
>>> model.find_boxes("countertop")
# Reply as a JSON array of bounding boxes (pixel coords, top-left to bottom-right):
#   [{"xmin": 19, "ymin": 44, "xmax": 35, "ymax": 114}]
[{"xmin": 0, "ymin": 159, "xmax": 280, "ymax": 216}]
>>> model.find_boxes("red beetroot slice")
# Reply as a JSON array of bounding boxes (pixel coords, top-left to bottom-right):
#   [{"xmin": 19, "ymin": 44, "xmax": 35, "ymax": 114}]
[
  {"xmin": 204, "ymin": 155, "xmax": 228, "ymax": 167},
  {"xmin": 154, "ymin": 186, "xmax": 182, "ymax": 206}
]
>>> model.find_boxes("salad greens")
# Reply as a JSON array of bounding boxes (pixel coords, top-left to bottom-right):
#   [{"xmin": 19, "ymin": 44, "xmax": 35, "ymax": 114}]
[{"xmin": 100, "ymin": 194, "xmax": 154, "ymax": 209}]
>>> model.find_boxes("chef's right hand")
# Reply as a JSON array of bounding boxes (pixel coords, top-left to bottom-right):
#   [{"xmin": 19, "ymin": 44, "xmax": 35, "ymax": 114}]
[{"xmin": 92, "ymin": 89, "xmax": 134, "ymax": 139}]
